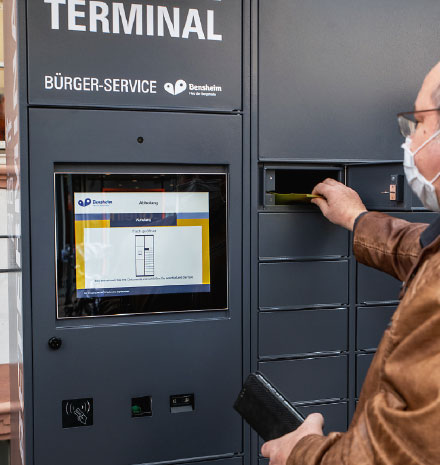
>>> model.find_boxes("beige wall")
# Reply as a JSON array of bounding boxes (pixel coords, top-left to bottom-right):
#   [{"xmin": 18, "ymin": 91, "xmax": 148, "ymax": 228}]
[{"xmin": 0, "ymin": 188, "xmax": 8, "ymax": 365}]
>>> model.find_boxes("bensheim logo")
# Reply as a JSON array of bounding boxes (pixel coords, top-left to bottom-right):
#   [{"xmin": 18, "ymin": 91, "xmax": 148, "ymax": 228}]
[
  {"xmin": 78, "ymin": 198, "xmax": 91, "ymax": 207},
  {"xmin": 164, "ymin": 79, "xmax": 187, "ymax": 96}
]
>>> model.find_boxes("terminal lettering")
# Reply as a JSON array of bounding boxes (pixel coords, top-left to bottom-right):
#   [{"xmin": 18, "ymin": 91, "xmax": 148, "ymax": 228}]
[
  {"xmin": 44, "ymin": 0, "xmax": 223, "ymax": 41},
  {"xmin": 44, "ymin": 73, "xmax": 157, "ymax": 93}
]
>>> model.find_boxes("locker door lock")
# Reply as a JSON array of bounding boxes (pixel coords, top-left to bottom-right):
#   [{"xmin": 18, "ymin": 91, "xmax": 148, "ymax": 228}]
[
  {"xmin": 264, "ymin": 169, "xmax": 276, "ymax": 206},
  {"xmin": 381, "ymin": 174, "xmax": 404, "ymax": 202}
]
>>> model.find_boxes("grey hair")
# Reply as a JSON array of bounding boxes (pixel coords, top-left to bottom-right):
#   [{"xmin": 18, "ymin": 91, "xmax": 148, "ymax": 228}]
[
  {"xmin": 432, "ymin": 82, "xmax": 440, "ymax": 108},
  {"xmin": 431, "ymin": 82, "xmax": 440, "ymax": 130}
]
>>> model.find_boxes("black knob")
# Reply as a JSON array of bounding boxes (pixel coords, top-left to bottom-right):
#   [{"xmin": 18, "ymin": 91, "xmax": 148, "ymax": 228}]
[{"xmin": 48, "ymin": 337, "xmax": 62, "ymax": 350}]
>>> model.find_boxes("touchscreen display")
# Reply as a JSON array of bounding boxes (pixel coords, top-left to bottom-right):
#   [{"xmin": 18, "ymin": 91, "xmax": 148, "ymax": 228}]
[{"xmin": 55, "ymin": 172, "xmax": 227, "ymax": 318}]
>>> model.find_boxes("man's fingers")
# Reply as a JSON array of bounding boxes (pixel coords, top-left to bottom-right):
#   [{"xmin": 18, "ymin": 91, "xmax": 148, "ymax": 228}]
[
  {"xmin": 306, "ymin": 412, "xmax": 325, "ymax": 429},
  {"xmin": 322, "ymin": 177, "xmax": 339, "ymax": 186},
  {"xmin": 313, "ymin": 178, "xmax": 344, "ymax": 195},
  {"xmin": 311, "ymin": 197, "xmax": 328, "ymax": 215},
  {"xmin": 312, "ymin": 182, "xmax": 333, "ymax": 197},
  {"xmin": 313, "ymin": 178, "xmax": 365, "ymax": 230},
  {"xmin": 312, "ymin": 181, "xmax": 329, "ymax": 195},
  {"xmin": 261, "ymin": 441, "xmax": 271, "ymax": 458},
  {"xmin": 311, "ymin": 184, "xmax": 321, "ymax": 196}
]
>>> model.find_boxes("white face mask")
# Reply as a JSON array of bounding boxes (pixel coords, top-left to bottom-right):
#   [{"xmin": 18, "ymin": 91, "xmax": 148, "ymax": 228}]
[{"xmin": 402, "ymin": 130, "xmax": 440, "ymax": 211}]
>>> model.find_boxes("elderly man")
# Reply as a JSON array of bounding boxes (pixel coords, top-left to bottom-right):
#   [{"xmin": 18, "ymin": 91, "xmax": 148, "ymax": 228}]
[{"xmin": 262, "ymin": 61, "xmax": 440, "ymax": 464}]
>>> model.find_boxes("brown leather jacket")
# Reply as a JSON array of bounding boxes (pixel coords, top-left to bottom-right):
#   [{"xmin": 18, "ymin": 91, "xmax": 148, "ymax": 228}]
[{"xmin": 289, "ymin": 211, "xmax": 440, "ymax": 465}]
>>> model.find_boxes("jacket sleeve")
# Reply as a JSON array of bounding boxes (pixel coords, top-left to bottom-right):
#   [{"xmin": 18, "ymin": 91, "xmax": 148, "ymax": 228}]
[
  {"xmin": 287, "ymin": 218, "xmax": 440, "ymax": 465},
  {"xmin": 288, "ymin": 256, "xmax": 440, "ymax": 465},
  {"xmin": 352, "ymin": 211, "xmax": 427, "ymax": 282}
]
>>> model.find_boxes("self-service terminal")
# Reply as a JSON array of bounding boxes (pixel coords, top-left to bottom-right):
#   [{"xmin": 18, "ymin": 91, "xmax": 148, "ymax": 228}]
[
  {"xmin": 6, "ymin": 0, "xmax": 244, "ymax": 464},
  {"xmin": 29, "ymin": 112, "xmax": 243, "ymax": 465}
]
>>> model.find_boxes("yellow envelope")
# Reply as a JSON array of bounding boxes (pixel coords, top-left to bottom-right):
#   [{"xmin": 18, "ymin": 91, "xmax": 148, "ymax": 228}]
[{"xmin": 268, "ymin": 193, "xmax": 323, "ymax": 205}]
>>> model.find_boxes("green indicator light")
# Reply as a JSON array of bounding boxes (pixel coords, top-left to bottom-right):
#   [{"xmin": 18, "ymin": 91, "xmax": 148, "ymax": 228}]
[{"xmin": 132, "ymin": 405, "xmax": 142, "ymax": 415}]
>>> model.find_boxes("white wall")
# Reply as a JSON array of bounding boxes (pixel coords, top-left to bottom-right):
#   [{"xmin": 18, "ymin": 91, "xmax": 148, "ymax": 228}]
[{"xmin": 0, "ymin": 187, "xmax": 8, "ymax": 365}]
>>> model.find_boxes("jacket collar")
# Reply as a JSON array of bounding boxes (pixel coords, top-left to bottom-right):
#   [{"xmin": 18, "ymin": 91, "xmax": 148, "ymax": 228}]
[{"xmin": 420, "ymin": 214, "xmax": 440, "ymax": 248}]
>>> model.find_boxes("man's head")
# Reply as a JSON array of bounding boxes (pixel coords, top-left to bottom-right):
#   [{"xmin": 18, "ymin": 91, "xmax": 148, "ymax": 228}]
[{"xmin": 410, "ymin": 62, "xmax": 440, "ymax": 191}]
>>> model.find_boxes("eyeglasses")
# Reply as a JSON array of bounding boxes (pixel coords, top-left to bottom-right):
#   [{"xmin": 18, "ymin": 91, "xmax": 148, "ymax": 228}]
[{"xmin": 397, "ymin": 108, "xmax": 440, "ymax": 138}]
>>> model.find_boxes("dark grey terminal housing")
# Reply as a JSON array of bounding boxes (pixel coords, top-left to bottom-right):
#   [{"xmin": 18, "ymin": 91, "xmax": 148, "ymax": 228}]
[{"xmin": 5, "ymin": 1, "xmax": 440, "ymax": 465}]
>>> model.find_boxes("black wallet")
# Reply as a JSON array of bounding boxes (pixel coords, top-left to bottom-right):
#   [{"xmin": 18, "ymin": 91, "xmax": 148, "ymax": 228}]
[{"xmin": 233, "ymin": 372, "xmax": 305, "ymax": 441}]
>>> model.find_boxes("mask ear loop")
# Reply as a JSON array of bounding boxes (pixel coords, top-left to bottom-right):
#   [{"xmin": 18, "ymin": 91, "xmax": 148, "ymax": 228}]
[
  {"xmin": 417, "ymin": 130, "xmax": 440, "ymax": 184},
  {"xmin": 430, "ymin": 170, "xmax": 440, "ymax": 184},
  {"xmin": 413, "ymin": 128, "xmax": 440, "ymax": 156}
]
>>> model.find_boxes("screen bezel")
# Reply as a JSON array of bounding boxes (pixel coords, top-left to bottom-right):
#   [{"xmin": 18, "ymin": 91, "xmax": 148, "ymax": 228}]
[{"xmin": 54, "ymin": 166, "xmax": 229, "ymax": 319}]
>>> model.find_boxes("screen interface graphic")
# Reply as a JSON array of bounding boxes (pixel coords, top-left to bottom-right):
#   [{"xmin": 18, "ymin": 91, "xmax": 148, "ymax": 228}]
[
  {"xmin": 55, "ymin": 173, "xmax": 227, "ymax": 318},
  {"xmin": 74, "ymin": 192, "xmax": 210, "ymax": 298}
]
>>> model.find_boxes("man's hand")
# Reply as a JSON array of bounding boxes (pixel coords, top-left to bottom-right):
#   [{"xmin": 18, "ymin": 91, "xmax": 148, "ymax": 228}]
[
  {"xmin": 311, "ymin": 178, "xmax": 367, "ymax": 231},
  {"xmin": 261, "ymin": 413, "xmax": 324, "ymax": 465}
]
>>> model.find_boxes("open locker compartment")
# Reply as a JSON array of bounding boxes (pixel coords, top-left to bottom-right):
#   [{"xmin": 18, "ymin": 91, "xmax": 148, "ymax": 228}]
[{"xmin": 263, "ymin": 164, "xmax": 344, "ymax": 210}]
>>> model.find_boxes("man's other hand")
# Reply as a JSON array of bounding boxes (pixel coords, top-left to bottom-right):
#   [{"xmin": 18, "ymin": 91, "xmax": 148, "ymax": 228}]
[
  {"xmin": 311, "ymin": 178, "xmax": 367, "ymax": 231},
  {"xmin": 261, "ymin": 413, "xmax": 324, "ymax": 465}
]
